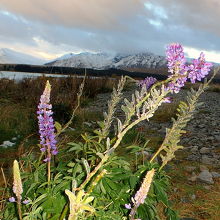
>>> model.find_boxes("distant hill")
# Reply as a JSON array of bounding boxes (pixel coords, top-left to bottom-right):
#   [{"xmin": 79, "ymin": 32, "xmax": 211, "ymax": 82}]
[{"xmin": 0, "ymin": 48, "xmax": 45, "ymax": 65}]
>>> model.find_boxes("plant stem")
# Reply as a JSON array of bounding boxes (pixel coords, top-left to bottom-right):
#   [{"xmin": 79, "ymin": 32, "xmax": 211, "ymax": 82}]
[
  {"xmin": 129, "ymin": 205, "xmax": 137, "ymax": 220},
  {"xmin": 78, "ymin": 155, "xmax": 109, "ymax": 190},
  {"xmin": 17, "ymin": 200, "xmax": 23, "ymax": 220},
  {"xmin": 59, "ymin": 203, "xmax": 69, "ymax": 220}
]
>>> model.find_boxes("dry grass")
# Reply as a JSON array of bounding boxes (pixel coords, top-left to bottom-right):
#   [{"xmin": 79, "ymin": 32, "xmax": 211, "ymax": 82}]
[
  {"xmin": 151, "ymin": 102, "xmax": 179, "ymax": 122},
  {"xmin": 0, "ymin": 75, "xmax": 117, "ymax": 107}
]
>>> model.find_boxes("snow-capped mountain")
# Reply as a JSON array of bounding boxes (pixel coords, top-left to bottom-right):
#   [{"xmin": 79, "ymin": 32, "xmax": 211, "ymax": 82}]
[
  {"xmin": 0, "ymin": 48, "xmax": 45, "ymax": 65},
  {"xmin": 46, "ymin": 52, "xmax": 167, "ymax": 69}
]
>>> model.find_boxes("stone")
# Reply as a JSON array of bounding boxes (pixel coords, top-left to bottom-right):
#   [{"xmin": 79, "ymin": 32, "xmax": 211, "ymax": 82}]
[
  {"xmin": 0, "ymin": 140, "xmax": 15, "ymax": 148},
  {"xmin": 204, "ymin": 185, "xmax": 211, "ymax": 190},
  {"xmin": 187, "ymin": 154, "xmax": 200, "ymax": 161},
  {"xmin": 190, "ymin": 146, "xmax": 199, "ymax": 153},
  {"xmin": 199, "ymin": 165, "xmax": 209, "ymax": 172},
  {"xmin": 197, "ymin": 170, "xmax": 214, "ymax": 184},
  {"xmin": 201, "ymin": 155, "xmax": 215, "ymax": 165},
  {"xmin": 215, "ymin": 135, "xmax": 220, "ymax": 142},
  {"xmin": 191, "ymin": 194, "xmax": 196, "ymax": 200},
  {"xmin": 185, "ymin": 166, "xmax": 196, "ymax": 172},
  {"xmin": 211, "ymin": 171, "xmax": 220, "ymax": 178},
  {"xmin": 188, "ymin": 172, "xmax": 197, "ymax": 182},
  {"xmin": 199, "ymin": 147, "xmax": 211, "ymax": 154}
]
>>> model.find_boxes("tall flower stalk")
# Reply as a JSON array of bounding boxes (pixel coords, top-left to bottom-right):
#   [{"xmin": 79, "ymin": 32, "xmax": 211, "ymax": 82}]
[
  {"xmin": 37, "ymin": 80, "xmax": 57, "ymax": 183},
  {"xmin": 12, "ymin": 160, "xmax": 23, "ymax": 220},
  {"xmin": 129, "ymin": 169, "xmax": 155, "ymax": 220}
]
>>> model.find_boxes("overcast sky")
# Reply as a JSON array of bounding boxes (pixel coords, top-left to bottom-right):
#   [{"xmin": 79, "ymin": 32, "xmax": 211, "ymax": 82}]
[{"xmin": 0, "ymin": 0, "xmax": 220, "ymax": 62}]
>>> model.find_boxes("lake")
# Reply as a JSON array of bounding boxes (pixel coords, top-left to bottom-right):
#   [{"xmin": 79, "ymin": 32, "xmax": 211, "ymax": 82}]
[{"xmin": 0, "ymin": 71, "xmax": 69, "ymax": 81}]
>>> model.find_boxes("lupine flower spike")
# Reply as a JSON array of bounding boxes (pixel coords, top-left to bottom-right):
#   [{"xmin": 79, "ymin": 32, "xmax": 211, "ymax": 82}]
[
  {"xmin": 37, "ymin": 80, "xmax": 57, "ymax": 162},
  {"xmin": 188, "ymin": 52, "xmax": 212, "ymax": 83},
  {"xmin": 128, "ymin": 168, "xmax": 155, "ymax": 220},
  {"xmin": 12, "ymin": 160, "xmax": 23, "ymax": 220},
  {"xmin": 37, "ymin": 80, "xmax": 57, "ymax": 183},
  {"xmin": 13, "ymin": 160, "xmax": 23, "ymax": 202},
  {"xmin": 166, "ymin": 43, "xmax": 188, "ymax": 93},
  {"xmin": 165, "ymin": 43, "xmax": 212, "ymax": 93},
  {"xmin": 138, "ymin": 77, "xmax": 157, "ymax": 90}
]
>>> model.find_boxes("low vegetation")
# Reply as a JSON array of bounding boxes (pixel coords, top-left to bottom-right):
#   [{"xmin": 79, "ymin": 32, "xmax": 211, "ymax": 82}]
[{"xmin": 0, "ymin": 44, "xmax": 219, "ymax": 220}]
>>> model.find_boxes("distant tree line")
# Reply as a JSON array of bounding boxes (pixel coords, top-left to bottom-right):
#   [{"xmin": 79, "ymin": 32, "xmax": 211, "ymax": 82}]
[{"xmin": 0, "ymin": 63, "xmax": 219, "ymax": 83}]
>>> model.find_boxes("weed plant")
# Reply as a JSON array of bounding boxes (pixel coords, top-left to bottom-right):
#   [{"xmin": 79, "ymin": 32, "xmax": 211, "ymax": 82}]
[{"xmin": 0, "ymin": 44, "xmax": 218, "ymax": 220}]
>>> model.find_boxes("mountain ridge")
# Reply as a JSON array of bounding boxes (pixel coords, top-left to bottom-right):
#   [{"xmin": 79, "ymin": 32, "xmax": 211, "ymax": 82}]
[{"xmin": 46, "ymin": 51, "xmax": 167, "ymax": 70}]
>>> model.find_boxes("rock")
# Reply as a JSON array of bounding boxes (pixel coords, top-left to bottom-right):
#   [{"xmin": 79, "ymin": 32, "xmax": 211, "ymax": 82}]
[
  {"xmin": 180, "ymin": 197, "xmax": 190, "ymax": 203},
  {"xmin": 199, "ymin": 165, "xmax": 209, "ymax": 172},
  {"xmin": 0, "ymin": 140, "xmax": 16, "ymax": 148},
  {"xmin": 201, "ymin": 155, "xmax": 215, "ymax": 165},
  {"xmin": 204, "ymin": 185, "xmax": 211, "ymax": 190},
  {"xmin": 190, "ymin": 146, "xmax": 199, "ymax": 153},
  {"xmin": 191, "ymin": 194, "xmax": 196, "ymax": 200},
  {"xmin": 211, "ymin": 171, "xmax": 220, "ymax": 178},
  {"xmin": 215, "ymin": 135, "xmax": 220, "ymax": 142},
  {"xmin": 185, "ymin": 166, "xmax": 196, "ymax": 172},
  {"xmin": 199, "ymin": 147, "xmax": 211, "ymax": 154},
  {"xmin": 188, "ymin": 172, "xmax": 197, "ymax": 182},
  {"xmin": 187, "ymin": 154, "xmax": 200, "ymax": 161},
  {"xmin": 197, "ymin": 170, "xmax": 214, "ymax": 184}
]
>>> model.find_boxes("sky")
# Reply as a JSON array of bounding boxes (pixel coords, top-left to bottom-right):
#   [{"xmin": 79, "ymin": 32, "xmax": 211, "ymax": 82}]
[{"xmin": 0, "ymin": 0, "xmax": 220, "ymax": 62}]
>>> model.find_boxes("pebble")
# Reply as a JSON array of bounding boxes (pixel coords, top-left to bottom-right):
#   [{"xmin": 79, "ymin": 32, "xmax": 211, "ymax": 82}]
[
  {"xmin": 197, "ymin": 170, "xmax": 214, "ymax": 184},
  {"xmin": 211, "ymin": 171, "xmax": 220, "ymax": 178}
]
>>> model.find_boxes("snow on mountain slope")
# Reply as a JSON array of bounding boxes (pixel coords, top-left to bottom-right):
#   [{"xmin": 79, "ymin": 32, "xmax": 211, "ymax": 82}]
[
  {"xmin": 0, "ymin": 48, "xmax": 45, "ymax": 65},
  {"xmin": 48, "ymin": 52, "xmax": 115, "ymax": 69},
  {"xmin": 46, "ymin": 52, "xmax": 167, "ymax": 69}
]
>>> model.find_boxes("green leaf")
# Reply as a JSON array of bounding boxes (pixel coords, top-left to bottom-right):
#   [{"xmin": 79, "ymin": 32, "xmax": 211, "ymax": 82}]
[
  {"xmin": 32, "ymin": 193, "xmax": 47, "ymax": 206},
  {"xmin": 129, "ymin": 175, "xmax": 138, "ymax": 189},
  {"xmin": 82, "ymin": 158, "xmax": 90, "ymax": 176},
  {"xmin": 54, "ymin": 121, "xmax": 62, "ymax": 134},
  {"xmin": 105, "ymin": 178, "xmax": 118, "ymax": 190}
]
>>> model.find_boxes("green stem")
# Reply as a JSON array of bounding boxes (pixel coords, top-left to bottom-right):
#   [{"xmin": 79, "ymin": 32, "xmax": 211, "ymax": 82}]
[
  {"xmin": 48, "ymin": 159, "xmax": 51, "ymax": 184},
  {"xmin": 59, "ymin": 203, "xmax": 69, "ymax": 220}
]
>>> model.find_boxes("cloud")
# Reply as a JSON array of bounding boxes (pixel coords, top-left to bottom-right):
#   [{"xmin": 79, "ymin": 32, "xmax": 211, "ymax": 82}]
[
  {"xmin": 0, "ymin": 0, "xmax": 220, "ymax": 62},
  {"xmin": 149, "ymin": 0, "xmax": 220, "ymax": 38},
  {"xmin": 0, "ymin": 0, "xmax": 145, "ymax": 30}
]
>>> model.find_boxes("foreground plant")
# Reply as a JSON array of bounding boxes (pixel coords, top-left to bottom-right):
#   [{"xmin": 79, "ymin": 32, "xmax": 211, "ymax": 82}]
[{"xmin": 3, "ymin": 43, "xmax": 217, "ymax": 220}]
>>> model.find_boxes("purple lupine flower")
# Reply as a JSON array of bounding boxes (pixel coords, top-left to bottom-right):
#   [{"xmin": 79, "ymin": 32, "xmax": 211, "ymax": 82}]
[
  {"xmin": 162, "ymin": 97, "xmax": 172, "ymax": 103},
  {"xmin": 22, "ymin": 199, "xmax": 31, "ymax": 204},
  {"xmin": 37, "ymin": 81, "xmax": 57, "ymax": 162},
  {"xmin": 166, "ymin": 43, "xmax": 186, "ymax": 75},
  {"xmin": 125, "ymin": 203, "xmax": 131, "ymax": 209},
  {"xmin": 165, "ymin": 43, "xmax": 189, "ymax": 93},
  {"xmin": 138, "ymin": 77, "xmax": 157, "ymax": 90},
  {"xmin": 9, "ymin": 197, "xmax": 16, "ymax": 202},
  {"xmin": 188, "ymin": 52, "xmax": 213, "ymax": 83}
]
